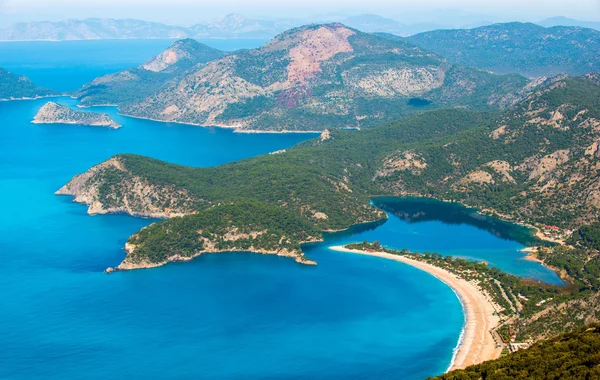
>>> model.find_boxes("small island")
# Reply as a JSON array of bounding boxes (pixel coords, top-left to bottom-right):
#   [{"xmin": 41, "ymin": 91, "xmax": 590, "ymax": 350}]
[{"xmin": 33, "ymin": 102, "xmax": 121, "ymax": 129}]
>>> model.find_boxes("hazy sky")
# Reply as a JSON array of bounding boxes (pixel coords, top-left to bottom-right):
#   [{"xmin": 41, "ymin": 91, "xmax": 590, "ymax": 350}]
[{"xmin": 0, "ymin": 0, "xmax": 599, "ymax": 26}]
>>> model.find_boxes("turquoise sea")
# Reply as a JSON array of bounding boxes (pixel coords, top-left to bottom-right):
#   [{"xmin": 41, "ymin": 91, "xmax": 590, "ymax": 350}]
[{"xmin": 0, "ymin": 40, "xmax": 560, "ymax": 380}]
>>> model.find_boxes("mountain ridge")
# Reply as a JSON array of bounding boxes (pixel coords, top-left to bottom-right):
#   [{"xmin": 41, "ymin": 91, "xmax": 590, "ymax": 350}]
[
  {"xmin": 0, "ymin": 14, "xmax": 300, "ymax": 41},
  {"xmin": 77, "ymin": 23, "xmax": 530, "ymax": 132}
]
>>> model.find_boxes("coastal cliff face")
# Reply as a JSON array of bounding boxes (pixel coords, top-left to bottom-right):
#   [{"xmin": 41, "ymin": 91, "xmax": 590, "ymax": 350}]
[
  {"xmin": 56, "ymin": 157, "xmax": 205, "ymax": 217},
  {"xmin": 33, "ymin": 102, "xmax": 121, "ymax": 129},
  {"xmin": 79, "ymin": 23, "xmax": 529, "ymax": 131}
]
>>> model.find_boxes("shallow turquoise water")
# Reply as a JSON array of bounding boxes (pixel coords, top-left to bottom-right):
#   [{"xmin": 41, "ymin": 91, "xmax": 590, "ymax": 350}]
[{"xmin": 0, "ymin": 40, "xmax": 558, "ymax": 379}]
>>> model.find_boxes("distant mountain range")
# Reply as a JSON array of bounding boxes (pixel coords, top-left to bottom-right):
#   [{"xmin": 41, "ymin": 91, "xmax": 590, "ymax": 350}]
[
  {"xmin": 0, "ymin": 14, "xmax": 300, "ymax": 41},
  {"xmin": 405, "ymin": 22, "xmax": 600, "ymax": 77},
  {"xmin": 538, "ymin": 16, "xmax": 600, "ymax": 31},
  {"xmin": 3, "ymin": 13, "xmax": 598, "ymax": 41}
]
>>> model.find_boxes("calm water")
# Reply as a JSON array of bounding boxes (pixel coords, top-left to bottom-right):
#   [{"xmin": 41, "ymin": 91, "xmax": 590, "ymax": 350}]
[{"xmin": 0, "ymin": 40, "xmax": 558, "ymax": 380}]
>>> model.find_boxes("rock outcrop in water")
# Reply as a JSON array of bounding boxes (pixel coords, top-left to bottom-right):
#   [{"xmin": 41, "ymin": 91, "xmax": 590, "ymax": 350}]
[{"xmin": 33, "ymin": 102, "xmax": 121, "ymax": 129}]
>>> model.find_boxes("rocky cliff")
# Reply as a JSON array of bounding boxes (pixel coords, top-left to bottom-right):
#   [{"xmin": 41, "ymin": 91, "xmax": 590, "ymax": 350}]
[{"xmin": 56, "ymin": 157, "xmax": 204, "ymax": 217}]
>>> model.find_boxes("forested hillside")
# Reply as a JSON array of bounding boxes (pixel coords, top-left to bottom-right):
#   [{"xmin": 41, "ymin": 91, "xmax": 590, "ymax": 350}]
[
  {"xmin": 77, "ymin": 39, "xmax": 226, "ymax": 107},
  {"xmin": 433, "ymin": 325, "xmax": 600, "ymax": 380},
  {"xmin": 0, "ymin": 68, "xmax": 55, "ymax": 100},
  {"xmin": 404, "ymin": 22, "xmax": 600, "ymax": 77}
]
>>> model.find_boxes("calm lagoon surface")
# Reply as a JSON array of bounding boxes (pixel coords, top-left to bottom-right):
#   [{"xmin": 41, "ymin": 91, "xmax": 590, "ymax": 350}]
[{"xmin": 0, "ymin": 40, "xmax": 558, "ymax": 379}]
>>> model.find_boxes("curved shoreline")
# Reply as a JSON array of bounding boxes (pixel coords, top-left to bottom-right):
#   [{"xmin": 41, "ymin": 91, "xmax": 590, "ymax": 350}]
[{"xmin": 329, "ymin": 246, "xmax": 502, "ymax": 372}]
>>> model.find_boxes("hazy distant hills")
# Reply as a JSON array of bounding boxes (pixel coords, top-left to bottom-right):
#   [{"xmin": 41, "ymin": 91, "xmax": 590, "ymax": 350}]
[
  {"xmin": 0, "ymin": 14, "xmax": 300, "ymax": 41},
  {"xmin": 2, "ymin": 13, "xmax": 599, "ymax": 41},
  {"xmin": 77, "ymin": 23, "xmax": 529, "ymax": 132},
  {"xmin": 538, "ymin": 16, "xmax": 600, "ymax": 31},
  {"xmin": 0, "ymin": 19, "xmax": 190, "ymax": 41},
  {"xmin": 405, "ymin": 22, "xmax": 600, "ymax": 77}
]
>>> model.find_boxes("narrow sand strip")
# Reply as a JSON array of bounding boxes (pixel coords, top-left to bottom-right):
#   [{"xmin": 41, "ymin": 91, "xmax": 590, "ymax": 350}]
[{"xmin": 329, "ymin": 246, "xmax": 502, "ymax": 372}]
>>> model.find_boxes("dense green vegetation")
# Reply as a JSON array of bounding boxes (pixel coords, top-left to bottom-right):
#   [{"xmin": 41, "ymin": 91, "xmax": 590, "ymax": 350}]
[
  {"xmin": 433, "ymin": 325, "xmax": 600, "ymax": 379},
  {"xmin": 125, "ymin": 201, "xmax": 321, "ymax": 266},
  {"xmin": 378, "ymin": 76, "xmax": 600, "ymax": 229},
  {"xmin": 403, "ymin": 22, "xmax": 600, "ymax": 77},
  {"xmin": 569, "ymin": 222, "xmax": 600, "ymax": 250},
  {"xmin": 0, "ymin": 68, "xmax": 55, "ymax": 99}
]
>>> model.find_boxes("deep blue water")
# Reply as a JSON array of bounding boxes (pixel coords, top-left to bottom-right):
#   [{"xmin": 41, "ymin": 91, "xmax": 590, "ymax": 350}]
[{"xmin": 0, "ymin": 40, "xmax": 559, "ymax": 380}]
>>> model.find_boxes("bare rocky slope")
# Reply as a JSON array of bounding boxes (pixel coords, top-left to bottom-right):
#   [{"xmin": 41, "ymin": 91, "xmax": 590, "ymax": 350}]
[{"xmin": 77, "ymin": 23, "xmax": 530, "ymax": 132}]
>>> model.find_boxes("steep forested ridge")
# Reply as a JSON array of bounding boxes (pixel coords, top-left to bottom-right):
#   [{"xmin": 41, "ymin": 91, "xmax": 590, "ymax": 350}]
[{"xmin": 433, "ymin": 325, "xmax": 600, "ymax": 380}]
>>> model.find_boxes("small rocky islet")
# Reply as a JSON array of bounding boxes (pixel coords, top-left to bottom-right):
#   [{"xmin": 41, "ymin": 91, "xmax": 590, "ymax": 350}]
[{"xmin": 33, "ymin": 102, "xmax": 121, "ymax": 129}]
